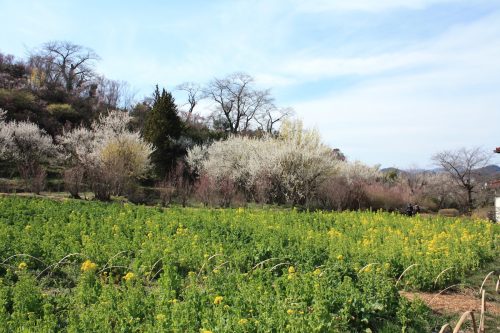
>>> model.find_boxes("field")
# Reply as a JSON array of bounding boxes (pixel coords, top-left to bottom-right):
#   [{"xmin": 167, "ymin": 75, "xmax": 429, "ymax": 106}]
[{"xmin": 0, "ymin": 196, "xmax": 498, "ymax": 332}]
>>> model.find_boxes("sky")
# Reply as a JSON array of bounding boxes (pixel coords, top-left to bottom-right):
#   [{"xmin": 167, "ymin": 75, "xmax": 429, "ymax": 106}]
[{"xmin": 1, "ymin": 0, "xmax": 499, "ymax": 168}]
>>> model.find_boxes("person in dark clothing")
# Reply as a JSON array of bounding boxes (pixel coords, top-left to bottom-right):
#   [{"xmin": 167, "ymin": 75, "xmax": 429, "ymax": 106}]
[
  {"xmin": 413, "ymin": 204, "xmax": 420, "ymax": 215},
  {"xmin": 405, "ymin": 203, "xmax": 414, "ymax": 217}
]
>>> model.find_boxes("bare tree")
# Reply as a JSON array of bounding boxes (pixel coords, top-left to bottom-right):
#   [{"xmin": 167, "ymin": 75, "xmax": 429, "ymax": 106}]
[
  {"xmin": 205, "ymin": 72, "xmax": 275, "ymax": 134},
  {"xmin": 176, "ymin": 82, "xmax": 204, "ymax": 121},
  {"xmin": 29, "ymin": 41, "xmax": 100, "ymax": 93},
  {"xmin": 255, "ymin": 106, "xmax": 294, "ymax": 134},
  {"xmin": 401, "ymin": 167, "xmax": 428, "ymax": 196},
  {"xmin": 432, "ymin": 147, "xmax": 491, "ymax": 211},
  {"xmin": 95, "ymin": 76, "xmax": 135, "ymax": 110}
]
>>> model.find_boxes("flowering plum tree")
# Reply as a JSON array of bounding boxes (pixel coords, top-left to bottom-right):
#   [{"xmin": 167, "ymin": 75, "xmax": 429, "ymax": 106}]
[
  {"xmin": 187, "ymin": 120, "xmax": 338, "ymax": 205},
  {"xmin": 58, "ymin": 110, "xmax": 153, "ymax": 200},
  {"xmin": 0, "ymin": 109, "xmax": 59, "ymax": 193}
]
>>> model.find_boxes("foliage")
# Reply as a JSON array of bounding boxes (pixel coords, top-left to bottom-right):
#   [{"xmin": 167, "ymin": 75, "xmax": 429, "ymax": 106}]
[
  {"xmin": 46, "ymin": 103, "xmax": 79, "ymax": 123},
  {"xmin": 0, "ymin": 116, "xmax": 59, "ymax": 193},
  {"xmin": 58, "ymin": 110, "xmax": 153, "ymax": 200},
  {"xmin": 0, "ymin": 196, "xmax": 497, "ymax": 331},
  {"xmin": 187, "ymin": 120, "xmax": 337, "ymax": 205},
  {"xmin": 143, "ymin": 86, "xmax": 185, "ymax": 177}
]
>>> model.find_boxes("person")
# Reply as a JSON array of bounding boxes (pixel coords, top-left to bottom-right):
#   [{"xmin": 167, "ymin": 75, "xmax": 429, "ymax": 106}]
[
  {"xmin": 413, "ymin": 204, "xmax": 420, "ymax": 215},
  {"xmin": 405, "ymin": 203, "xmax": 414, "ymax": 217}
]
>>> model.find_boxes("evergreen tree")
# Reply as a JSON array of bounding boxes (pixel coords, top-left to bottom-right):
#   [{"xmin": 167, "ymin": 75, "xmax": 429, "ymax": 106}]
[{"xmin": 144, "ymin": 85, "xmax": 185, "ymax": 177}]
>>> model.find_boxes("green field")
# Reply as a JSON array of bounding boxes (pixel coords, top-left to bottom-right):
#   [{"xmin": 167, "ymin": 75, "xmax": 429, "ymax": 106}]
[{"xmin": 0, "ymin": 196, "xmax": 498, "ymax": 332}]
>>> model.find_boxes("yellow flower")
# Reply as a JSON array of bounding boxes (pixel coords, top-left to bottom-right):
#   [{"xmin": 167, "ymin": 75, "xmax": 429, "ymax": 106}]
[
  {"xmin": 213, "ymin": 295, "xmax": 224, "ymax": 305},
  {"xmin": 238, "ymin": 318, "xmax": 248, "ymax": 325},
  {"xmin": 202, "ymin": 330, "xmax": 213, "ymax": 333},
  {"xmin": 81, "ymin": 260, "xmax": 97, "ymax": 272},
  {"xmin": 18, "ymin": 262, "xmax": 27, "ymax": 270},
  {"xmin": 288, "ymin": 266, "xmax": 296, "ymax": 274},
  {"xmin": 287, "ymin": 309, "xmax": 295, "ymax": 315},
  {"xmin": 123, "ymin": 272, "xmax": 135, "ymax": 281},
  {"xmin": 313, "ymin": 268, "xmax": 321, "ymax": 276},
  {"xmin": 156, "ymin": 313, "xmax": 166, "ymax": 322},
  {"xmin": 337, "ymin": 255, "xmax": 344, "ymax": 261}
]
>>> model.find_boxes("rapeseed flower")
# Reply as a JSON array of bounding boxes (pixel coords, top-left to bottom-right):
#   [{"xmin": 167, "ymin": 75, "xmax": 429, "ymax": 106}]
[
  {"xmin": 123, "ymin": 272, "xmax": 135, "ymax": 281},
  {"xmin": 18, "ymin": 262, "xmax": 27, "ymax": 270},
  {"xmin": 213, "ymin": 296, "xmax": 224, "ymax": 305},
  {"xmin": 81, "ymin": 260, "xmax": 97, "ymax": 272}
]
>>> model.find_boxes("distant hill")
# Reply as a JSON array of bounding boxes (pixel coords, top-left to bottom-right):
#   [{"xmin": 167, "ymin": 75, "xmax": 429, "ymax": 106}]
[
  {"xmin": 380, "ymin": 167, "xmax": 401, "ymax": 174},
  {"xmin": 476, "ymin": 164, "xmax": 500, "ymax": 176},
  {"xmin": 381, "ymin": 165, "xmax": 500, "ymax": 176}
]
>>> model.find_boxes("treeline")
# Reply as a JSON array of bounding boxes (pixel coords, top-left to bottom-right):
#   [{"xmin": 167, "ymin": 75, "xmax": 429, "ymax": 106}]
[
  {"xmin": 0, "ymin": 41, "xmax": 295, "ymax": 201},
  {"xmin": 0, "ymin": 41, "xmax": 497, "ymax": 214}
]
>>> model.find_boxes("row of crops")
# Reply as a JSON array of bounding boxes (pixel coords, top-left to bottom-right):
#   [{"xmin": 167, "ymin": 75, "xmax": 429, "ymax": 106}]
[{"xmin": 0, "ymin": 196, "xmax": 498, "ymax": 332}]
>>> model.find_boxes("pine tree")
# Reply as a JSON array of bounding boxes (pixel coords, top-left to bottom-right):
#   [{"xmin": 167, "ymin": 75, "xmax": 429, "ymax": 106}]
[{"xmin": 144, "ymin": 85, "xmax": 185, "ymax": 177}]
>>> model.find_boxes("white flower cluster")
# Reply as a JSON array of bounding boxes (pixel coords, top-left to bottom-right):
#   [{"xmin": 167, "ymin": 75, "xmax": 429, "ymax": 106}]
[
  {"xmin": 58, "ymin": 110, "xmax": 153, "ymax": 176},
  {"xmin": 187, "ymin": 120, "xmax": 338, "ymax": 204},
  {"xmin": 0, "ymin": 112, "xmax": 58, "ymax": 165},
  {"xmin": 336, "ymin": 160, "xmax": 382, "ymax": 185}
]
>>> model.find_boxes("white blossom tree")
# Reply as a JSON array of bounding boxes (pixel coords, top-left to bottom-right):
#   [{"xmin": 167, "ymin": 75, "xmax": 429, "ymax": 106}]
[
  {"xmin": 187, "ymin": 120, "xmax": 338, "ymax": 205},
  {"xmin": 58, "ymin": 110, "xmax": 153, "ymax": 200},
  {"xmin": 0, "ymin": 111, "xmax": 59, "ymax": 193}
]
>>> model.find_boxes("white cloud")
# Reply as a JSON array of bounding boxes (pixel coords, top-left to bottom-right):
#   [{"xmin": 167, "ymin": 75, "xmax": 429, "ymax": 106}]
[
  {"xmin": 289, "ymin": 12, "xmax": 500, "ymax": 167},
  {"xmin": 293, "ymin": 0, "xmax": 464, "ymax": 12}
]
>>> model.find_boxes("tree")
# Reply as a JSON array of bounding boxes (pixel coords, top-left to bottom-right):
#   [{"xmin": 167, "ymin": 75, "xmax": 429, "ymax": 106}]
[
  {"xmin": 176, "ymin": 82, "xmax": 204, "ymax": 121},
  {"xmin": 0, "ymin": 112, "xmax": 59, "ymax": 193},
  {"xmin": 94, "ymin": 76, "xmax": 136, "ymax": 110},
  {"xmin": 58, "ymin": 110, "xmax": 153, "ymax": 200},
  {"xmin": 255, "ymin": 106, "xmax": 294, "ymax": 134},
  {"xmin": 432, "ymin": 147, "xmax": 491, "ymax": 211},
  {"xmin": 205, "ymin": 72, "xmax": 276, "ymax": 134},
  {"xmin": 0, "ymin": 52, "xmax": 28, "ymax": 89},
  {"xmin": 143, "ymin": 85, "xmax": 185, "ymax": 177},
  {"xmin": 29, "ymin": 41, "xmax": 100, "ymax": 93},
  {"xmin": 187, "ymin": 120, "xmax": 338, "ymax": 205}
]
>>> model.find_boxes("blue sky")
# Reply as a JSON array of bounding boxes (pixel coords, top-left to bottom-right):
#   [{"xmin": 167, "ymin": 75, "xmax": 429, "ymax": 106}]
[{"xmin": 1, "ymin": 0, "xmax": 499, "ymax": 168}]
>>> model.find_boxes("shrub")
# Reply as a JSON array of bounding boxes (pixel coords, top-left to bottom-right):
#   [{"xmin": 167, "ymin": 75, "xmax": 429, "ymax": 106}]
[
  {"xmin": 46, "ymin": 103, "xmax": 79, "ymax": 122},
  {"xmin": 365, "ymin": 183, "xmax": 411, "ymax": 211},
  {"xmin": 58, "ymin": 110, "xmax": 153, "ymax": 200},
  {"xmin": 63, "ymin": 166, "xmax": 85, "ymax": 199},
  {"xmin": 0, "ymin": 114, "xmax": 58, "ymax": 193},
  {"xmin": 438, "ymin": 208, "xmax": 460, "ymax": 217},
  {"xmin": 187, "ymin": 120, "xmax": 337, "ymax": 205}
]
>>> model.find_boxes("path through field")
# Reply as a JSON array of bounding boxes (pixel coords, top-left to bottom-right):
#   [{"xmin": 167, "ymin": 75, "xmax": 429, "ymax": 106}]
[{"xmin": 401, "ymin": 257, "xmax": 500, "ymax": 332}]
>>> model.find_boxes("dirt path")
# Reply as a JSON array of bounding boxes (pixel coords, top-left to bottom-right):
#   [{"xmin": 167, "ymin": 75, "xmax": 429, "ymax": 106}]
[{"xmin": 400, "ymin": 291, "xmax": 499, "ymax": 315}]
